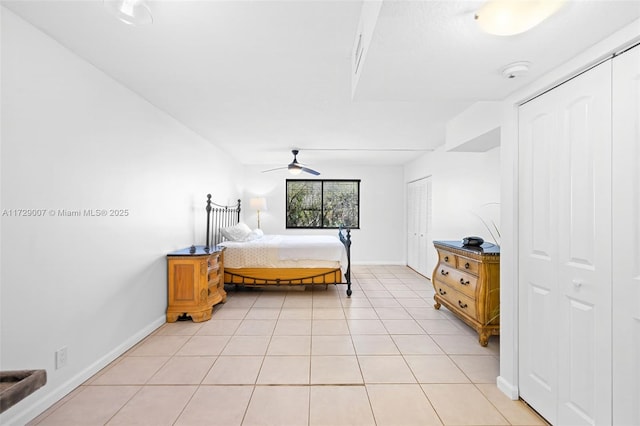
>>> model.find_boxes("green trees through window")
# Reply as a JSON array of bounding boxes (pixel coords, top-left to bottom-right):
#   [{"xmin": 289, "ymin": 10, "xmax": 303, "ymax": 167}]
[{"xmin": 286, "ymin": 179, "xmax": 360, "ymax": 229}]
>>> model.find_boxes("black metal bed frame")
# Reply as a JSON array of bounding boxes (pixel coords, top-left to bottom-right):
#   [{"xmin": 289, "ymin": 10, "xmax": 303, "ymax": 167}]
[
  {"xmin": 204, "ymin": 194, "xmax": 242, "ymax": 250},
  {"xmin": 204, "ymin": 193, "xmax": 352, "ymax": 296}
]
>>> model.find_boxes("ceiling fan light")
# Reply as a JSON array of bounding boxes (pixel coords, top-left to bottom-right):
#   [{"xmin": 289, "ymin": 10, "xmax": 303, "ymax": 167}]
[
  {"xmin": 104, "ymin": 0, "xmax": 153, "ymax": 26},
  {"xmin": 475, "ymin": 0, "xmax": 565, "ymax": 36},
  {"xmin": 289, "ymin": 166, "xmax": 303, "ymax": 175}
]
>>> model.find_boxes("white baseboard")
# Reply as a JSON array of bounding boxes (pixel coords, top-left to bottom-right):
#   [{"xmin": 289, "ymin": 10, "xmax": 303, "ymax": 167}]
[
  {"xmin": 497, "ymin": 375, "xmax": 520, "ymax": 400},
  {"xmin": 1, "ymin": 315, "xmax": 166, "ymax": 426}
]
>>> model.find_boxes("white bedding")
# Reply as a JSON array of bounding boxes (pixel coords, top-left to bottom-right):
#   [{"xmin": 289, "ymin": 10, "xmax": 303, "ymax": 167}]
[{"xmin": 219, "ymin": 234, "xmax": 348, "ymax": 273}]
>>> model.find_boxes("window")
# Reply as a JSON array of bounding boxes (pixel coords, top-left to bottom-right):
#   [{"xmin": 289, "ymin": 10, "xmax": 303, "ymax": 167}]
[{"xmin": 286, "ymin": 179, "xmax": 360, "ymax": 229}]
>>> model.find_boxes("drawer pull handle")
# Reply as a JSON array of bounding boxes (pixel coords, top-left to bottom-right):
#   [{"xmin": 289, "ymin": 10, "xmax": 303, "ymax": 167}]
[
  {"xmin": 438, "ymin": 288, "xmax": 447, "ymax": 295},
  {"xmin": 458, "ymin": 300, "xmax": 468, "ymax": 309},
  {"xmin": 444, "ymin": 256, "xmax": 449, "ymax": 262},
  {"xmin": 459, "ymin": 278, "xmax": 470, "ymax": 285},
  {"xmin": 464, "ymin": 262, "xmax": 470, "ymax": 269},
  {"xmin": 440, "ymin": 269, "xmax": 449, "ymax": 276}
]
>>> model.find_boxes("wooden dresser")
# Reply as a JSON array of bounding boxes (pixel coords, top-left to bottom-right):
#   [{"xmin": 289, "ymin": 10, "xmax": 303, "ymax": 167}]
[
  {"xmin": 431, "ymin": 241, "xmax": 500, "ymax": 346},
  {"xmin": 166, "ymin": 246, "xmax": 226, "ymax": 322}
]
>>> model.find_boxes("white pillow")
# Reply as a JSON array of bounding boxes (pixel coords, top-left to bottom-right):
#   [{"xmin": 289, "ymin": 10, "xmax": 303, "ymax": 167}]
[
  {"xmin": 220, "ymin": 222, "xmax": 252, "ymax": 242},
  {"xmin": 245, "ymin": 228, "xmax": 264, "ymax": 241}
]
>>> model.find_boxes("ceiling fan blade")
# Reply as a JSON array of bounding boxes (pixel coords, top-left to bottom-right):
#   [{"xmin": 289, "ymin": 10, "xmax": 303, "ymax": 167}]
[
  {"xmin": 264, "ymin": 149, "xmax": 321, "ymax": 175},
  {"xmin": 301, "ymin": 167, "xmax": 320, "ymax": 176},
  {"xmin": 261, "ymin": 166, "xmax": 288, "ymax": 173}
]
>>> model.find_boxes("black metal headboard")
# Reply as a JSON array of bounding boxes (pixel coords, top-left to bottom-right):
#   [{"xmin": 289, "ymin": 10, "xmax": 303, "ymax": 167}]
[{"xmin": 205, "ymin": 194, "xmax": 241, "ymax": 250}]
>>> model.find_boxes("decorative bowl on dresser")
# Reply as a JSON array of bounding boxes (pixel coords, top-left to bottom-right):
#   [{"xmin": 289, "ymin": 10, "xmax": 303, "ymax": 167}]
[
  {"xmin": 166, "ymin": 245, "xmax": 226, "ymax": 322},
  {"xmin": 431, "ymin": 240, "xmax": 500, "ymax": 346}
]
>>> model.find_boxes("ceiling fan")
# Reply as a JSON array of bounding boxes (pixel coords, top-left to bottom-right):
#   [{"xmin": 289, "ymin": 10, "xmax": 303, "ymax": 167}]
[{"xmin": 262, "ymin": 149, "xmax": 320, "ymax": 176}]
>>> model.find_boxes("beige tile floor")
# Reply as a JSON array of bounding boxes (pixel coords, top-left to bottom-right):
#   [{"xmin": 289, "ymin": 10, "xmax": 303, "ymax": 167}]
[{"xmin": 29, "ymin": 265, "xmax": 548, "ymax": 426}]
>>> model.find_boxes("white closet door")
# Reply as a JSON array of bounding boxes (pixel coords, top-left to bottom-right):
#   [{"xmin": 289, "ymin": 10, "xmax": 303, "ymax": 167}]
[
  {"xmin": 407, "ymin": 177, "xmax": 431, "ymax": 277},
  {"xmin": 407, "ymin": 181, "xmax": 419, "ymax": 270},
  {"xmin": 422, "ymin": 178, "xmax": 432, "ymax": 275},
  {"xmin": 612, "ymin": 45, "xmax": 640, "ymax": 426},
  {"xmin": 555, "ymin": 60, "xmax": 612, "ymax": 426},
  {"xmin": 518, "ymin": 85, "xmax": 561, "ymax": 424},
  {"xmin": 519, "ymin": 60, "xmax": 612, "ymax": 425}
]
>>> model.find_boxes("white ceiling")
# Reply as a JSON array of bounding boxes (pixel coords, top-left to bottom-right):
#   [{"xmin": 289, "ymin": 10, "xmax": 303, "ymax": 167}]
[{"xmin": 3, "ymin": 0, "xmax": 640, "ymax": 168}]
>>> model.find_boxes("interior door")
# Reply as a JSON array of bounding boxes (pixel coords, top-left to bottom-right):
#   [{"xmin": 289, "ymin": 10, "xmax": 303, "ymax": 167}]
[
  {"xmin": 422, "ymin": 178, "xmax": 432, "ymax": 275},
  {"xmin": 518, "ymin": 87, "xmax": 560, "ymax": 424},
  {"xmin": 407, "ymin": 180, "xmax": 419, "ymax": 271},
  {"xmin": 519, "ymin": 60, "xmax": 612, "ymax": 425},
  {"xmin": 554, "ymin": 60, "xmax": 612, "ymax": 426},
  {"xmin": 612, "ymin": 44, "xmax": 640, "ymax": 426},
  {"xmin": 407, "ymin": 177, "xmax": 431, "ymax": 277}
]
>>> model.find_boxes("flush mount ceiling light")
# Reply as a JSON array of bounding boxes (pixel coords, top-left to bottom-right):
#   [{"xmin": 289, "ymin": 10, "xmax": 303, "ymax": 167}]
[
  {"xmin": 475, "ymin": 0, "xmax": 565, "ymax": 36},
  {"xmin": 104, "ymin": 0, "xmax": 153, "ymax": 26}
]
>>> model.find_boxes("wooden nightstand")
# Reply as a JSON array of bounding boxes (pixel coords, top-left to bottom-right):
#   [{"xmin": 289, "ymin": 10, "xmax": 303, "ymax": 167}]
[
  {"xmin": 166, "ymin": 246, "xmax": 226, "ymax": 322},
  {"xmin": 432, "ymin": 240, "xmax": 500, "ymax": 346}
]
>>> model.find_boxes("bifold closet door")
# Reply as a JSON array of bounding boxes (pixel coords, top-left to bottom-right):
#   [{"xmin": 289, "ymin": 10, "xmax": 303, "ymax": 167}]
[
  {"xmin": 518, "ymin": 83, "xmax": 560, "ymax": 424},
  {"xmin": 407, "ymin": 177, "xmax": 431, "ymax": 277},
  {"xmin": 407, "ymin": 180, "xmax": 420, "ymax": 272},
  {"xmin": 612, "ymin": 44, "xmax": 640, "ymax": 426},
  {"xmin": 519, "ymin": 60, "xmax": 612, "ymax": 425}
]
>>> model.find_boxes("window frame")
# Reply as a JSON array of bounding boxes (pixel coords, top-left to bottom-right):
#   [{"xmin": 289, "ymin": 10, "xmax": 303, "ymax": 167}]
[{"xmin": 285, "ymin": 179, "xmax": 361, "ymax": 229}]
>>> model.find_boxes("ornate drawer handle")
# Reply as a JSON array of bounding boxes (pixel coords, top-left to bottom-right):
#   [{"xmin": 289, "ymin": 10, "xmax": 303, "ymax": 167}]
[
  {"xmin": 464, "ymin": 262, "xmax": 470, "ymax": 269},
  {"xmin": 458, "ymin": 300, "xmax": 468, "ymax": 309},
  {"xmin": 459, "ymin": 278, "xmax": 470, "ymax": 285},
  {"xmin": 444, "ymin": 256, "xmax": 449, "ymax": 262},
  {"xmin": 438, "ymin": 288, "xmax": 447, "ymax": 295},
  {"xmin": 440, "ymin": 269, "xmax": 449, "ymax": 276}
]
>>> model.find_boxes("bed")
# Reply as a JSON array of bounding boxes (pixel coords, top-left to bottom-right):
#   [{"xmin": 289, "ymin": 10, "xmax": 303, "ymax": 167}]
[{"xmin": 203, "ymin": 194, "xmax": 353, "ymax": 296}]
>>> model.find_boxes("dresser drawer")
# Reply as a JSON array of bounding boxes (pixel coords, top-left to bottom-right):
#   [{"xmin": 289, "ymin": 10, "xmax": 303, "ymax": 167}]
[
  {"xmin": 433, "ymin": 280, "xmax": 453, "ymax": 299},
  {"xmin": 437, "ymin": 286, "xmax": 477, "ymax": 320},
  {"xmin": 457, "ymin": 257, "xmax": 479, "ymax": 274},
  {"xmin": 439, "ymin": 251, "xmax": 456, "ymax": 267},
  {"xmin": 435, "ymin": 264, "xmax": 478, "ymax": 299}
]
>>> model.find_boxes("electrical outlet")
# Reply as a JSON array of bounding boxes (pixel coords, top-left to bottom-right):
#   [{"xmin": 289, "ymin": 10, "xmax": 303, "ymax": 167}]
[{"xmin": 55, "ymin": 347, "xmax": 68, "ymax": 369}]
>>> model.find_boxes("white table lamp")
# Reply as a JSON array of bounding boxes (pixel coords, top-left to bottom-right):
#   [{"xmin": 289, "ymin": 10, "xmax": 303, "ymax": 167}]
[{"xmin": 249, "ymin": 197, "xmax": 267, "ymax": 229}]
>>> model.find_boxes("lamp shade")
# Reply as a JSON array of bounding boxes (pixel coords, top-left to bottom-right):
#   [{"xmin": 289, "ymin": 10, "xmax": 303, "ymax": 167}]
[
  {"xmin": 104, "ymin": 0, "xmax": 153, "ymax": 26},
  {"xmin": 475, "ymin": 0, "xmax": 565, "ymax": 36},
  {"xmin": 250, "ymin": 197, "xmax": 267, "ymax": 211}
]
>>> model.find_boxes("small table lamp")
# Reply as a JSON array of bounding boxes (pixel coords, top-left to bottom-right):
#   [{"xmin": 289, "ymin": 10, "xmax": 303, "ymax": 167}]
[{"xmin": 249, "ymin": 197, "xmax": 267, "ymax": 229}]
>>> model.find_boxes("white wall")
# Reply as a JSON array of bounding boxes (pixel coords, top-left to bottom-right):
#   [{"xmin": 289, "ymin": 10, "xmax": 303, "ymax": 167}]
[
  {"xmin": 242, "ymin": 162, "xmax": 405, "ymax": 264},
  {"xmin": 445, "ymin": 101, "xmax": 501, "ymax": 152},
  {"xmin": 0, "ymin": 10, "xmax": 243, "ymax": 425},
  {"xmin": 404, "ymin": 147, "xmax": 501, "ymax": 274}
]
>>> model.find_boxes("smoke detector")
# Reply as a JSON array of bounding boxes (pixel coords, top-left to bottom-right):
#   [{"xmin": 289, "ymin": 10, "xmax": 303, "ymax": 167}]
[{"xmin": 502, "ymin": 62, "xmax": 530, "ymax": 79}]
